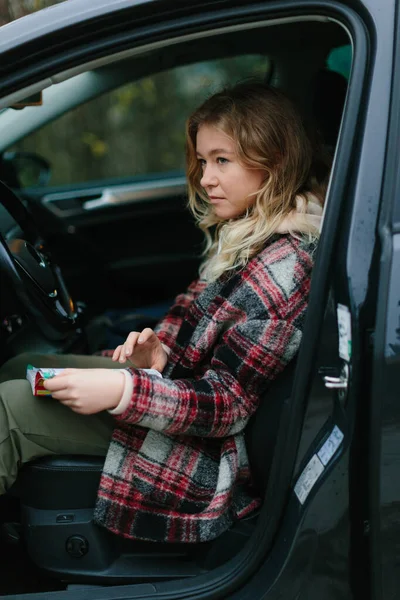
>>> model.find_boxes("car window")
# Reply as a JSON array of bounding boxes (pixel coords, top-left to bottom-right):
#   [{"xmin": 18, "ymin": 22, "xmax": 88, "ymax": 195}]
[{"xmin": 9, "ymin": 55, "xmax": 269, "ymax": 188}]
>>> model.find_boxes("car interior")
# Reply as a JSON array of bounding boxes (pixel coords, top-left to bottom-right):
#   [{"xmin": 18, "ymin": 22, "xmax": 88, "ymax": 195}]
[{"xmin": 0, "ymin": 14, "xmax": 351, "ymax": 597}]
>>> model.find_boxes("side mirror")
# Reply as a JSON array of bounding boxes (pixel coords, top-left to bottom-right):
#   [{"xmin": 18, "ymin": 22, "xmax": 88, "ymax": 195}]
[{"xmin": 2, "ymin": 152, "xmax": 51, "ymax": 187}]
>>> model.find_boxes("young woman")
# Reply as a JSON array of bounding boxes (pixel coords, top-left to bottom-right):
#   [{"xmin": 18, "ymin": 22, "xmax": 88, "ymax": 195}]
[{"xmin": 0, "ymin": 82, "xmax": 326, "ymax": 544}]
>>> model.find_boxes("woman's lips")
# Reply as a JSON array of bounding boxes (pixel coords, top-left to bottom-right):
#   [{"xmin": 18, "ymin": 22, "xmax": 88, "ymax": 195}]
[{"xmin": 209, "ymin": 196, "xmax": 225, "ymax": 203}]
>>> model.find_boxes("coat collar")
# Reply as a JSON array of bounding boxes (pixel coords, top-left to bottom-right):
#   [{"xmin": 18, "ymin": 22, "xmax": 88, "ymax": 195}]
[{"xmin": 276, "ymin": 194, "xmax": 323, "ymax": 235}]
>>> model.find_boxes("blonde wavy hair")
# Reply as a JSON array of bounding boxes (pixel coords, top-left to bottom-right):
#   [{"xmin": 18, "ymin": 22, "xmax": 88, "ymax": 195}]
[{"xmin": 186, "ymin": 81, "xmax": 329, "ymax": 282}]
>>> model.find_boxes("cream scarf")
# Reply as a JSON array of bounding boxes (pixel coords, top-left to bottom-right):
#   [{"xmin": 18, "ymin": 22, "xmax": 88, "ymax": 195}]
[{"xmin": 276, "ymin": 193, "xmax": 323, "ymax": 235}]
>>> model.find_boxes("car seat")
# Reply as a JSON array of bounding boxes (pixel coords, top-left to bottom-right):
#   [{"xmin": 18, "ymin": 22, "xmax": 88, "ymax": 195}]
[
  {"xmin": 312, "ymin": 67, "xmax": 347, "ymax": 150},
  {"xmin": 7, "ymin": 360, "xmax": 297, "ymax": 584}
]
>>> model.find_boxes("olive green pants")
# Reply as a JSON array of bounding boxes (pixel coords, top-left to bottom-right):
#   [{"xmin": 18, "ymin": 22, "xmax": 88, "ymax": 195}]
[{"xmin": 0, "ymin": 353, "xmax": 124, "ymax": 495}]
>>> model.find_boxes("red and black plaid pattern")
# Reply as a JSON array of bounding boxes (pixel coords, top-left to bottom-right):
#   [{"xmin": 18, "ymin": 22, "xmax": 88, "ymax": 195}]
[{"xmin": 95, "ymin": 234, "xmax": 316, "ymax": 543}]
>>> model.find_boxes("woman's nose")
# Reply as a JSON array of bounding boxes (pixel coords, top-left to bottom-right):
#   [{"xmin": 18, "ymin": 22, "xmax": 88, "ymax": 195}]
[{"xmin": 200, "ymin": 164, "xmax": 217, "ymax": 188}]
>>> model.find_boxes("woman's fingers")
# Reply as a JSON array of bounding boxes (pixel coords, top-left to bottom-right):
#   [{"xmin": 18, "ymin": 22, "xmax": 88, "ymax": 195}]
[
  {"xmin": 121, "ymin": 330, "xmax": 152, "ymax": 361},
  {"xmin": 112, "ymin": 329, "xmax": 159, "ymax": 366},
  {"xmin": 113, "ymin": 346, "xmax": 131, "ymax": 363},
  {"xmin": 113, "ymin": 344, "xmax": 128, "ymax": 363},
  {"xmin": 43, "ymin": 373, "xmax": 72, "ymax": 392},
  {"xmin": 118, "ymin": 331, "xmax": 142, "ymax": 363},
  {"xmin": 51, "ymin": 391, "xmax": 73, "ymax": 401},
  {"xmin": 123, "ymin": 331, "xmax": 141, "ymax": 357},
  {"xmin": 112, "ymin": 346, "xmax": 122, "ymax": 361},
  {"xmin": 138, "ymin": 328, "xmax": 156, "ymax": 344}
]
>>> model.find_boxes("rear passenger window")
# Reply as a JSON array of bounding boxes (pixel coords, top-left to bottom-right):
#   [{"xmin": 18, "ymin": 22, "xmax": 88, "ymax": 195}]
[{"xmin": 10, "ymin": 55, "xmax": 270, "ymax": 187}]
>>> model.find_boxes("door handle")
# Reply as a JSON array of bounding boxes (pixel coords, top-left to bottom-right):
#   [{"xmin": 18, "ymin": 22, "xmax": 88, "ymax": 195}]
[
  {"xmin": 323, "ymin": 375, "xmax": 348, "ymax": 390},
  {"xmin": 320, "ymin": 364, "xmax": 349, "ymax": 393},
  {"xmin": 42, "ymin": 176, "xmax": 187, "ymax": 217},
  {"xmin": 82, "ymin": 178, "xmax": 187, "ymax": 211}
]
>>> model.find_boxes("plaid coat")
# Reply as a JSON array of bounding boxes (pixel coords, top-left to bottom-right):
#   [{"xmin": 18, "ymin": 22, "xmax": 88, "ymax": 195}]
[{"xmin": 94, "ymin": 234, "xmax": 316, "ymax": 543}]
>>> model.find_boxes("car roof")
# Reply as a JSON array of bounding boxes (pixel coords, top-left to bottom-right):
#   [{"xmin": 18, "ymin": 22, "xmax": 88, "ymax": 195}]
[
  {"xmin": 0, "ymin": 0, "xmax": 351, "ymax": 56},
  {"xmin": 0, "ymin": 0, "xmax": 152, "ymax": 55}
]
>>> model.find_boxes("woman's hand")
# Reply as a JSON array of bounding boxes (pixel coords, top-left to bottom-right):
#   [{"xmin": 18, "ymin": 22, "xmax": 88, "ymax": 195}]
[
  {"xmin": 43, "ymin": 368, "xmax": 125, "ymax": 415},
  {"xmin": 112, "ymin": 328, "xmax": 168, "ymax": 372}
]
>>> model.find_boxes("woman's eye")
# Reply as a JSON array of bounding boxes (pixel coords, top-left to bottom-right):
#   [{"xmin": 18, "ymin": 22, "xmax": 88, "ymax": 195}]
[
  {"xmin": 217, "ymin": 157, "xmax": 229, "ymax": 165},
  {"xmin": 199, "ymin": 159, "xmax": 206, "ymax": 168}
]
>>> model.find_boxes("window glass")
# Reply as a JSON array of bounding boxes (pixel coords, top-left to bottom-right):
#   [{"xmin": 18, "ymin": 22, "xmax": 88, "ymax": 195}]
[{"xmin": 10, "ymin": 55, "xmax": 269, "ymax": 187}]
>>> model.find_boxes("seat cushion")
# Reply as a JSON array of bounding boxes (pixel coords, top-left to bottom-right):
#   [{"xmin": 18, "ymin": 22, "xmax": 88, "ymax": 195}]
[{"xmin": 9, "ymin": 455, "xmax": 105, "ymax": 509}]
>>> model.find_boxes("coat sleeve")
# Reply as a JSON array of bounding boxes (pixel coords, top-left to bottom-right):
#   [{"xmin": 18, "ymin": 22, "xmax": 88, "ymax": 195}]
[
  {"xmin": 113, "ymin": 317, "xmax": 303, "ymax": 437},
  {"xmin": 154, "ymin": 277, "xmax": 207, "ymax": 349}
]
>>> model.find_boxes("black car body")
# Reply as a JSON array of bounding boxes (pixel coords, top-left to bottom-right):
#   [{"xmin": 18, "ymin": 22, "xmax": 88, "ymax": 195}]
[{"xmin": 0, "ymin": 0, "xmax": 398, "ymax": 598}]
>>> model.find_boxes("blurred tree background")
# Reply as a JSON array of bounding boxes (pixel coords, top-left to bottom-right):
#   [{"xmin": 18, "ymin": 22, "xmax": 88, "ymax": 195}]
[
  {"xmin": 11, "ymin": 56, "xmax": 269, "ymax": 186},
  {"xmin": 2, "ymin": 1, "xmax": 269, "ymax": 187}
]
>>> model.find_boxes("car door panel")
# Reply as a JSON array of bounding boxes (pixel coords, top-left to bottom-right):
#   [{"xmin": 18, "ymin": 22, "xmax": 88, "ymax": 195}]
[{"xmin": 23, "ymin": 175, "xmax": 202, "ymax": 313}]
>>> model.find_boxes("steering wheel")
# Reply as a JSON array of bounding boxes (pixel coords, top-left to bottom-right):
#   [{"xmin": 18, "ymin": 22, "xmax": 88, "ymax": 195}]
[{"xmin": 0, "ymin": 180, "xmax": 78, "ymax": 340}]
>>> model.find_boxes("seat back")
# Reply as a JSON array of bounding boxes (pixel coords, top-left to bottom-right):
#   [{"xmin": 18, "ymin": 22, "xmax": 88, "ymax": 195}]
[
  {"xmin": 245, "ymin": 359, "xmax": 297, "ymax": 498},
  {"xmin": 312, "ymin": 68, "xmax": 347, "ymax": 148}
]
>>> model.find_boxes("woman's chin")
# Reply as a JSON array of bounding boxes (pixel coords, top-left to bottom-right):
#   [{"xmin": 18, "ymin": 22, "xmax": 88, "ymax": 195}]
[
  {"xmin": 214, "ymin": 208, "xmax": 242, "ymax": 221},
  {"xmin": 213, "ymin": 206, "xmax": 234, "ymax": 220}
]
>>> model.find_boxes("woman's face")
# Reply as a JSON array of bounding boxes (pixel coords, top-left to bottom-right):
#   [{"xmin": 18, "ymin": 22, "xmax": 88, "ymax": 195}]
[{"xmin": 196, "ymin": 124, "xmax": 265, "ymax": 220}]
